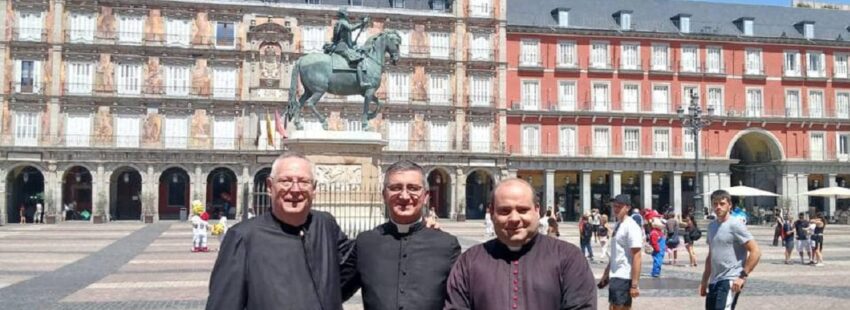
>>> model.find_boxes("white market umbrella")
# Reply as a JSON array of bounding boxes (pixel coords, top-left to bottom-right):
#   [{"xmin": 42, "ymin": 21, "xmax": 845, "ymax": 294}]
[
  {"xmin": 799, "ymin": 186, "xmax": 850, "ymax": 199},
  {"xmin": 708, "ymin": 185, "xmax": 779, "ymax": 197}
]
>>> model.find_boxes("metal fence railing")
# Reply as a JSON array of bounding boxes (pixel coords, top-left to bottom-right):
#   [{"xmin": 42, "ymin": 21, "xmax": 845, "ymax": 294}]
[{"xmin": 312, "ymin": 184, "xmax": 386, "ymax": 238}]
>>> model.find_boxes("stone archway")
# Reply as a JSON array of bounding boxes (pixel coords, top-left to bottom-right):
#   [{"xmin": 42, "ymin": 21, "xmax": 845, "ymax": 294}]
[
  {"xmin": 252, "ymin": 167, "xmax": 272, "ymax": 217},
  {"xmin": 110, "ymin": 167, "xmax": 142, "ymax": 220},
  {"xmin": 5, "ymin": 166, "xmax": 45, "ymax": 224},
  {"xmin": 159, "ymin": 167, "xmax": 191, "ymax": 220},
  {"xmin": 207, "ymin": 167, "xmax": 238, "ymax": 219},
  {"xmin": 465, "ymin": 170, "xmax": 494, "ymax": 220},
  {"xmin": 728, "ymin": 130, "xmax": 783, "ymax": 213},
  {"xmin": 427, "ymin": 168, "xmax": 451, "ymax": 219},
  {"xmin": 62, "ymin": 166, "xmax": 93, "ymax": 221}
]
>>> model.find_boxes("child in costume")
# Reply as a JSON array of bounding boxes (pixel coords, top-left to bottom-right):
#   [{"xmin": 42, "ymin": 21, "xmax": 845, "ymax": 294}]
[{"xmin": 190, "ymin": 200, "xmax": 210, "ymax": 252}]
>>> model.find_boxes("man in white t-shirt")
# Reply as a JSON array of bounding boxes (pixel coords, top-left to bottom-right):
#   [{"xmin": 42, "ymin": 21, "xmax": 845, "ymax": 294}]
[{"xmin": 598, "ymin": 194, "xmax": 643, "ymax": 309}]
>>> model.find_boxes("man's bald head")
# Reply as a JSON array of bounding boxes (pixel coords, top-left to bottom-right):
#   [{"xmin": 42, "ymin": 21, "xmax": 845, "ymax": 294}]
[
  {"xmin": 490, "ymin": 178, "xmax": 536, "ymax": 207},
  {"xmin": 489, "ymin": 178, "xmax": 540, "ymax": 247}
]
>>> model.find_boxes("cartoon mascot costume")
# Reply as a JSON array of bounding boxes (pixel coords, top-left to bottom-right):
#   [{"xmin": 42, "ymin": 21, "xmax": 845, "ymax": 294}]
[{"xmin": 190, "ymin": 200, "xmax": 210, "ymax": 252}]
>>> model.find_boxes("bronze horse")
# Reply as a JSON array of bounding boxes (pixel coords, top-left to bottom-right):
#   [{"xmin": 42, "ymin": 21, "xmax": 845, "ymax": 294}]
[{"xmin": 287, "ymin": 30, "xmax": 401, "ymax": 130}]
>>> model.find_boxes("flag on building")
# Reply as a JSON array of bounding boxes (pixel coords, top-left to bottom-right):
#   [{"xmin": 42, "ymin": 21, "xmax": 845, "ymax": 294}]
[
  {"xmin": 265, "ymin": 110, "xmax": 274, "ymax": 146},
  {"xmin": 275, "ymin": 109, "xmax": 287, "ymax": 139}
]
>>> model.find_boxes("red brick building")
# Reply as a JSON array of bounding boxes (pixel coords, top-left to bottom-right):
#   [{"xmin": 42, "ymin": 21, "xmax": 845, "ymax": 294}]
[{"xmin": 505, "ymin": 0, "xmax": 850, "ymax": 220}]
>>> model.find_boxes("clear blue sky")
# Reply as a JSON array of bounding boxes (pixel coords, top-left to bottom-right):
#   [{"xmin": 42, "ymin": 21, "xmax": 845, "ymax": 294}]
[{"xmin": 690, "ymin": 0, "xmax": 850, "ymax": 6}]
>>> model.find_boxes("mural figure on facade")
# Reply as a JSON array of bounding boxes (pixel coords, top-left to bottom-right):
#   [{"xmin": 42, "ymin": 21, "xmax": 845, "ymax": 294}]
[
  {"xmin": 260, "ymin": 44, "xmax": 281, "ymax": 82},
  {"xmin": 143, "ymin": 113, "xmax": 162, "ymax": 144},
  {"xmin": 94, "ymin": 107, "xmax": 113, "ymax": 144},
  {"xmin": 287, "ymin": 10, "xmax": 401, "ymax": 131}
]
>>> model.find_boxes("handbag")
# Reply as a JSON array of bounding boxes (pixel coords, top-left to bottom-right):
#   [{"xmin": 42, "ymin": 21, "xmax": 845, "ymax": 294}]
[{"xmin": 643, "ymin": 242, "xmax": 654, "ymax": 255}]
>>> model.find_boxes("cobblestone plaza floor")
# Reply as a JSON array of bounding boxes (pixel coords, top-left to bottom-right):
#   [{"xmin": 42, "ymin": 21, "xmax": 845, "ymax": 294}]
[{"xmin": 1, "ymin": 220, "xmax": 849, "ymax": 309}]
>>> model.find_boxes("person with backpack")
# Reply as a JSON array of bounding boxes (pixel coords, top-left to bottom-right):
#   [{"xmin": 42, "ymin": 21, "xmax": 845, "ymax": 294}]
[
  {"xmin": 782, "ymin": 214, "xmax": 795, "ymax": 264},
  {"xmin": 579, "ymin": 214, "xmax": 594, "ymax": 261},
  {"xmin": 665, "ymin": 212, "xmax": 681, "ymax": 266},
  {"xmin": 683, "ymin": 214, "xmax": 701, "ymax": 267}
]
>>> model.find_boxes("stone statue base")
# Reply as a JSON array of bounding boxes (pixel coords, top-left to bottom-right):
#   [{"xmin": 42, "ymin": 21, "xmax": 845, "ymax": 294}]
[{"xmin": 283, "ymin": 130, "xmax": 387, "ymax": 231}]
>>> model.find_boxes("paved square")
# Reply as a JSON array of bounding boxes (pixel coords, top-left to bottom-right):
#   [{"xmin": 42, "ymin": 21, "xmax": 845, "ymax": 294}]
[{"xmin": 1, "ymin": 220, "xmax": 849, "ymax": 309}]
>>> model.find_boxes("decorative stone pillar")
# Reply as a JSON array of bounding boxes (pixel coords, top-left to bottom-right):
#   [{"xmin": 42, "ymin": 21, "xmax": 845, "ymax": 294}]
[
  {"xmin": 145, "ymin": 165, "xmax": 158, "ymax": 222},
  {"xmin": 544, "ymin": 169, "xmax": 555, "ymax": 212},
  {"xmin": 194, "ymin": 166, "xmax": 204, "ymax": 202},
  {"xmin": 455, "ymin": 168, "xmax": 466, "ymax": 221},
  {"xmin": 642, "ymin": 171, "xmax": 652, "ymax": 210},
  {"xmin": 827, "ymin": 173, "xmax": 837, "ymax": 218},
  {"xmin": 703, "ymin": 173, "xmax": 713, "ymax": 211},
  {"xmin": 507, "ymin": 169, "xmax": 518, "ymax": 179},
  {"xmin": 610, "ymin": 170, "xmax": 622, "ymax": 198},
  {"xmin": 719, "ymin": 172, "xmax": 731, "ymax": 189},
  {"xmin": 103, "ymin": 170, "xmax": 113, "ymax": 222},
  {"xmin": 0, "ymin": 167, "xmax": 6, "ymax": 225},
  {"xmin": 673, "ymin": 171, "xmax": 683, "ymax": 217},
  {"xmin": 796, "ymin": 174, "xmax": 809, "ymax": 215},
  {"xmin": 581, "ymin": 170, "xmax": 591, "ymax": 215}
]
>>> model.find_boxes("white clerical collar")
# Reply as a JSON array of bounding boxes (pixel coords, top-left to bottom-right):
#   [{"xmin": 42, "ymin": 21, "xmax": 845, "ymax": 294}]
[
  {"xmin": 507, "ymin": 245, "xmax": 522, "ymax": 252},
  {"xmin": 391, "ymin": 218, "xmax": 422, "ymax": 234}
]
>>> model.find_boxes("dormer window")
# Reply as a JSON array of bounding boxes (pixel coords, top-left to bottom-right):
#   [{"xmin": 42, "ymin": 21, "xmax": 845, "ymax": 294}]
[
  {"xmin": 392, "ymin": 0, "xmax": 405, "ymax": 8},
  {"xmin": 743, "ymin": 19, "xmax": 754, "ymax": 36},
  {"xmin": 615, "ymin": 10, "xmax": 633, "ymax": 31},
  {"xmin": 804, "ymin": 22, "xmax": 815, "ymax": 39},
  {"xmin": 551, "ymin": 8, "xmax": 570, "ymax": 28},
  {"xmin": 676, "ymin": 14, "xmax": 691, "ymax": 33}
]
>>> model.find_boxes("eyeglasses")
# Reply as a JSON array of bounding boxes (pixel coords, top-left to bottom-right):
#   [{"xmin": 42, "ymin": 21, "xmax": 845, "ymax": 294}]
[
  {"xmin": 386, "ymin": 183, "xmax": 425, "ymax": 198},
  {"xmin": 271, "ymin": 178, "xmax": 314, "ymax": 190}
]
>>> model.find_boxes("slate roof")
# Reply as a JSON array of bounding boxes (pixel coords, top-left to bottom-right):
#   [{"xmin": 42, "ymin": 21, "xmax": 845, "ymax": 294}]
[
  {"xmin": 236, "ymin": 0, "xmax": 451, "ymax": 11},
  {"xmin": 507, "ymin": 0, "xmax": 850, "ymax": 42}
]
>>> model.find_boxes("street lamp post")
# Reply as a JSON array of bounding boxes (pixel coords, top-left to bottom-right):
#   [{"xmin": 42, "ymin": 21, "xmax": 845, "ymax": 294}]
[{"xmin": 678, "ymin": 91, "xmax": 713, "ymax": 220}]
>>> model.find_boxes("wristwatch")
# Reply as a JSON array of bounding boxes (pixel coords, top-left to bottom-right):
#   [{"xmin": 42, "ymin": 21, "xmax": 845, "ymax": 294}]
[
  {"xmin": 738, "ymin": 270, "xmax": 748, "ymax": 279},
  {"xmin": 630, "ymin": 283, "xmax": 639, "ymax": 289}
]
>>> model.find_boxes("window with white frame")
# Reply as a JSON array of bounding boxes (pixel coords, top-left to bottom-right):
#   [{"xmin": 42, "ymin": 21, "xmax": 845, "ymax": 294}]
[
  {"xmin": 593, "ymin": 127, "xmax": 610, "ymax": 157},
  {"xmin": 430, "ymin": 32, "xmax": 450, "ymax": 59},
  {"xmin": 66, "ymin": 62, "xmax": 93, "ymax": 94},
  {"xmin": 115, "ymin": 114, "xmax": 140, "ymax": 148},
  {"xmin": 746, "ymin": 88, "xmax": 763, "ymax": 117},
  {"xmin": 557, "ymin": 41, "xmax": 577, "ymax": 67},
  {"xmin": 17, "ymin": 11, "xmax": 43, "ymax": 41},
  {"xmin": 429, "ymin": 73, "xmax": 450, "ymax": 105},
  {"xmin": 622, "ymin": 84, "xmax": 639, "ymax": 112},
  {"xmin": 706, "ymin": 47, "xmax": 723, "ymax": 73},
  {"xmin": 215, "ymin": 21, "xmax": 235, "ymax": 48},
  {"xmin": 837, "ymin": 92, "xmax": 850, "ymax": 119},
  {"xmin": 743, "ymin": 19, "xmax": 753, "ymax": 36},
  {"xmin": 809, "ymin": 90, "xmax": 824, "ymax": 118},
  {"xmin": 164, "ymin": 65, "xmax": 191, "ymax": 96},
  {"xmin": 471, "ymin": 33, "xmax": 491, "ymax": 60},
  {"xmin": 212, "ymin": 67, "xmax": 237, "ymax": 99},
  {"xmin": 395, "ymin": 29, "xmax": 410, "ymax": 56},
  {"xmin": 164, "ymin": 116, "xmax": 188, "ymax": 149},
  {"xmin": 620, "ymin": 13, "xmax": 631, "ymax": 31},
  {"xmin": 470, "ymin": 0, "xmax": 491, "ymax": 17},
  {"xmin": 302, "ymin": 26, "xmax": 325, "ymax": 53},
  {"xmin": 470, "ymin": 75, "xmax": 491, "ymax": 107},
  {"xmin": 470, "ymin": 123, "xmax": 490, "ymax": 152},
  {"xmin": 117, "ymin": 14, "xmax": 144, "ymax": 43},
  {"xmin": 521, "ymin": 125, "xmax": 540, "ymax": 156},
  {"xmin": 745, "ymin": 48, "xmax": 762, "ymax": 74},
  {"xmin": 784, "ymin": 51, "xmax": 801, "ymax": 76},
  {"xmin": 653, "ymin": 128, "xmax": 670, "ymax": 158},
  {"xmin": 683, "ymin": 128, "xmax": 695, "ymax": 157},
  {"xmin": 620, "ymin": 43, "xmax": 639, "ymax": 70},
  {"xmin": 65, "ymin": 114, "xmax": 91, "ymax": 147},
  {"xmin": 429, "ymin": 121, "xmax": 450, "ymax": 152},
  {"xmin": 15, "ymin": 59, "xmax": 41, "ymax": 93},
  {"xmin": 810, "ymin": 132, "xmax": 825, "ymax": 160},
  {"xmin": 838, "ymin": 133, "xmax": 850, "ymax": 160},
  {"xmin": 388, "ymin": 72, "xmax": 410, "ymax": 103},
  {"xmin": 680, "ymin": 16, "xmax": 690, "ymax": 33},
  {"xmin": 835, "ymin": 53, "xmax": 849, "ymax": 78},
  {"xmin": 558, "ymin": 10, "xmax": 569, "ymax": 27},
  {"xmin": 68, "ymin": 12, "xmax": 95, "ymax": 42},
  {"xmin": 591, "ymin": 42, "xmax": 609, "ymax": 68},
  {"xmin": 623, "ymin": 128, "xmax": 640, "ymax": 157},
  {"xmin": 213, "ymin": 117, "xmax": 235, "ymax": 150},
  {"xmin": 558, "ymin": 81, "xmax": 576, "ymax": 111},
  {"xmin": 592, "ymin": 83, "xmax": 609, "ymax": 112},
  {"xmin": 14, "ymin": 111, "xmax": 38, "ymax": 146},
  {"xmin": 521, "ymin": 80, "xmax": 540, "ymax": 110},
  {"xmin": 682, "ymin": 86, "xmax": 698, "ymax": 109},
  {"xmin": 391, "ymin": 0, "xmax": 405, "ymax": 8},
  {"xmin": 429, "ymin": 0, "xmax": 445, "ymax": 10},
  {"xmin": 681, "ymin": 45, "xmax": 698, "ymax": 72},
  {"xmin": 804, "ymin": 23, "xmax": 814, "ymax": 40},
  {"xmin": 116, "ymin": 63, "xmax": 142, "ymax": 95},
  {"xmin": 785, "ymin": 89, "xmax": 800, "ymax": 117},
  {"xmin": 559, "ymin": 126, "xmax": 576, "ymax": 156},
  {"xmin": 388, "ymin": 120, "xmax": 409, "ymax": 151},
  {"xmin": 652, "ymin": 85, "xmax": 669, "ymax": 113},
  {"xmin": 520, "ymin": 39, "xmax": 539, "ymax": 66},
  {"xmin": 166, "ymin": 18, "xmax": 192, "ymax": 46},
  {"xmin": 807, "ymin": 51, "xmax": 825, "ymax": 77},
  {"xmin": 651, "ymin": 44, "xmax": 669, "ymax": 71},
  {"xmin": 708, "ymin": 87, "xmax": 724, "ymax": 115}
]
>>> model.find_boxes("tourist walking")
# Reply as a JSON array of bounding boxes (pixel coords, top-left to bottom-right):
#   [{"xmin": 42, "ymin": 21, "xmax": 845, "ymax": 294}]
[
  {"xmin": 599, "ymin": 214, "xmax": 611, "ymax": 260},
  {"xmin": 665, "ymin": 212, "xmax": 681, "ymax": 266},
  {"xmin": 793, "ymin": 213, "xmax": 813, "ymax": 265},
  {"xmin": 782, "ymin": 214, "xmax": 795, "ymax": 264},
  {"xmin": 772, "ymin": 208, "xmax": 784, "ymax": 246},
  {"xmin": 683, "ymin": 214, "xmax": 701, "ymax": 267},
  {"xmin": 579, "ymin": 214, "xmax": 595, "ymax": 261},
  {"xmin": 811, "ymin": 212, "xmax": 826, "ymax": 266},
  {"xmin": 597, "ymin": 194, "xmax": 643, "ymax": 309},
  {"xmin": 590, "ymin": 208, "xmax": 602, "ymax": 243}
]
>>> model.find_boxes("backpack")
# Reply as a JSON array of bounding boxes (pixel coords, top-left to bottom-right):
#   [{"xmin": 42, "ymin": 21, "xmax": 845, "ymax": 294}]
[
  {"xmin": 582, "ymin": 222, "xmax": 593, "ymax": 239},
  {"xmin": 689, "ymin": 227, "xmax": 702, "ymax": 241}
]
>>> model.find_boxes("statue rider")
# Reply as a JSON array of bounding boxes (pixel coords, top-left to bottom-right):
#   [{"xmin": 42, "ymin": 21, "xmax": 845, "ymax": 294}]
[{"xmin": 327, "ymin": 7, "xmax": 372, "ymax": 87}]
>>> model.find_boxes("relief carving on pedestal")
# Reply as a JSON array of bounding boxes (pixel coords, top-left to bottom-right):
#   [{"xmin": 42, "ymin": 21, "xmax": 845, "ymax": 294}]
[{"xmin": 315, "ymin": 165, "xmax": 362, "ymax": 191}]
